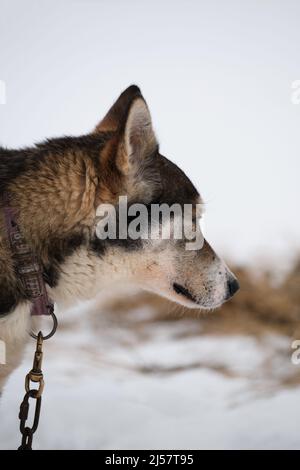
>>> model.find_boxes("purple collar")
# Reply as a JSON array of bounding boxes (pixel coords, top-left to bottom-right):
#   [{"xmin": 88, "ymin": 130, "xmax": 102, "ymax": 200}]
[{"xmin": 2, "ymin": 192, "xmax": 53, "ymax": 316}]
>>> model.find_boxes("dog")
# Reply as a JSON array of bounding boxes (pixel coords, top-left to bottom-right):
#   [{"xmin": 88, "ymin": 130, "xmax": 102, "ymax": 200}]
[{"xmin": 0, "ymin": 85, "xmax": 239, "ymax": 392}]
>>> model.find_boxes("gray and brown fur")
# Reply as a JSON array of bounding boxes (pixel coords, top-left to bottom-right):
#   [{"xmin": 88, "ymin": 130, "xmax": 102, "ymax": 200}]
[{"xmin": 0, "ymin": 85, "xmax": 239, "ymax": 391}]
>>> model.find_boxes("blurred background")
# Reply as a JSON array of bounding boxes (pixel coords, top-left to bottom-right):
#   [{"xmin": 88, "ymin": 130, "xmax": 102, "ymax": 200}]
[{"xmin": 0, "ymin": 0, "xmax": 300, "ymax": 449}]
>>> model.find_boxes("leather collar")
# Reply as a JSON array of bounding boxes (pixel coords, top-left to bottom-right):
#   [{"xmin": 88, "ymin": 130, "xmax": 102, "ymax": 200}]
[{"xmin": 1, "ymin": 191, "xmax": 53, "ymax": 316}]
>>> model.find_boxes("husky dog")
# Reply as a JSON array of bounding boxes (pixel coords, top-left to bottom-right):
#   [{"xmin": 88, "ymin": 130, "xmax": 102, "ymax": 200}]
[{"xmin": 0, "ymin": 85, "xmax": 239, "ymax": 391}]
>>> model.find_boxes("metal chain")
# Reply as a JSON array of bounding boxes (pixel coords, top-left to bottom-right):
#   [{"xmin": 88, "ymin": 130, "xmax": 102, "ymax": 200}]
[{"xmin": 18, "ymin": 312, "xmax": 57, "ymax": 450}]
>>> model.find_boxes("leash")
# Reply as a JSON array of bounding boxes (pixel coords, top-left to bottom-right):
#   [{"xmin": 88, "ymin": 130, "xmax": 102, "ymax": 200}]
[
  {"xmin": 18, "ymin": 319, "xmax": 57, "ymax": 450},
  {"xmin": 1, "ymin": 191, "xmax": 58, "ymax": 450}
]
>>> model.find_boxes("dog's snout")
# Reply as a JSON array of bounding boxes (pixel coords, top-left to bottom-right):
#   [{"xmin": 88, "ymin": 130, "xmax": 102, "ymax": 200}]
[{"xmin": 226, "ymin": 276, "xmax": 240, "ymax": 299}]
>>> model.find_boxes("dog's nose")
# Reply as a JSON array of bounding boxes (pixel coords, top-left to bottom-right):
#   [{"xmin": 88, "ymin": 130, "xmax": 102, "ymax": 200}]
[{"xmin": 226, "ymin": 276, "xmax": 240, "ymax": 299}]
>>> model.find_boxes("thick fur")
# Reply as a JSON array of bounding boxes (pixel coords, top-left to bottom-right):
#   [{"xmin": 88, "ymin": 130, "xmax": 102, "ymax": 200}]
[{"xmin": 0, "ymin": 85, "xmax": 238, "ymax": 392}]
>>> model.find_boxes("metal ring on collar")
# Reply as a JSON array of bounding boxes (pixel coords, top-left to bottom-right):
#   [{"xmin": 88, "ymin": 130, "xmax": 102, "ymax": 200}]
[{"xmin": 30, "ymin": 311, "xmax": 58, "ymax": 341}]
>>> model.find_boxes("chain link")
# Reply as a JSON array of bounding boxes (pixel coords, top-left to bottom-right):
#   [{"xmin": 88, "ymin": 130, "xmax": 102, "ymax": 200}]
[{"xmin": 18, "ymin": 313, "xmax": 57, "ymax": 450}]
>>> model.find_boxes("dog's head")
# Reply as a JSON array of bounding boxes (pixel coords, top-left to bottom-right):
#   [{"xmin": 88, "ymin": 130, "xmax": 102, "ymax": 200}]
[{"xmin": 92, "ymin": 85, "xmax": 239, "ymax": 309}]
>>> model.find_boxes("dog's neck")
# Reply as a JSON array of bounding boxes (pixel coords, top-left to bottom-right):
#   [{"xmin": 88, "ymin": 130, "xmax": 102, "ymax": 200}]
[{"xmin": 0, "ymin": 135, "xmax": 124, "ymax": 315}]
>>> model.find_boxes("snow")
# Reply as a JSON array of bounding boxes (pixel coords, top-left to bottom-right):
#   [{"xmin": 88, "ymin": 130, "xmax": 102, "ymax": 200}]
[{"xmin": 0, "ymin": 301, "xmax": 300, "ymax": 450}]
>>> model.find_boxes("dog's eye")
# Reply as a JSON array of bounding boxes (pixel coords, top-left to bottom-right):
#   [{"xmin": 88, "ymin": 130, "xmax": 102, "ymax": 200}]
[{"xmin": 127, "ymin": 215, "xmax": 137, "ymax": 225}]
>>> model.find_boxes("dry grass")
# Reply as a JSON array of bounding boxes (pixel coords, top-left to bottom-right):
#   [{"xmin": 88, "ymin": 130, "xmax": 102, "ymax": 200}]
[{"xmin": 79, "ymin": 259, "xmax": 300, "ymax": 391}]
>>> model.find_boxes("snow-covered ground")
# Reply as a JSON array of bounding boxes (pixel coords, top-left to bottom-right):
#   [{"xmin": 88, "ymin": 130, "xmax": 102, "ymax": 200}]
[{"xmin": 0, "ymin": 300, "xmax": 299, "ymax": 450}]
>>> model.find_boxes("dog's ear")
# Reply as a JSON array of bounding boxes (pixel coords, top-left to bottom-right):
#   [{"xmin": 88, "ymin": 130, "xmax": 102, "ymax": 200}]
[
  {"xmin": 116, "ymin": 96, "xmax": 158, "ymax": 175},
  {"xmin": 95, "ymin": 85, "xmax": 142, "ymax": 133},
  {"xmin": 95, "ymin": 85, "xmax": 158, "ymax": 175}
]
